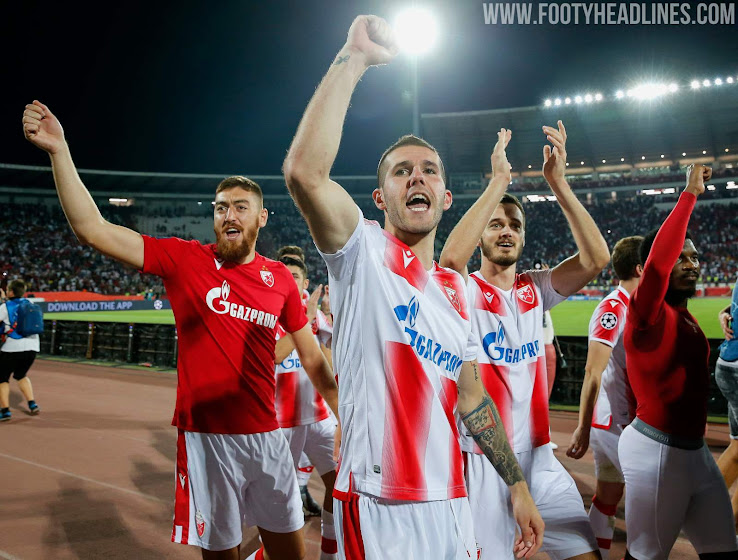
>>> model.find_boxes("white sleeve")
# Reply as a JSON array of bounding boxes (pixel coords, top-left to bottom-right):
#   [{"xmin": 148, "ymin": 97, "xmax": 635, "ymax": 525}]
[
  {"xmin": 316, "ymin": 205, "xmax": 365, "ymax": 282},
  {"xmin": 464, "ymin": 326, "xmax": 480, "ymax": 363},
  {"xmin": 0, "ymin": 303, "xmax": 8, "ymax": 330},
  {"xmin": 528, "ymin": 269, "xmax": 567, "ymax": 312},
  {"xmin": 317, "ymin": 310, "xmax": 333, "ymax": 349}
]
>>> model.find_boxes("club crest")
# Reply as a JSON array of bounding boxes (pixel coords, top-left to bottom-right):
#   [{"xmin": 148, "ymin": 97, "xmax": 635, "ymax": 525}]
[
  {"xmin": 260, "ymin": 267, "xmax": 274, "ymax": 287},
  {"xmin": 516, "ymin": 284, "xmax": 535, "ymax": 305}
]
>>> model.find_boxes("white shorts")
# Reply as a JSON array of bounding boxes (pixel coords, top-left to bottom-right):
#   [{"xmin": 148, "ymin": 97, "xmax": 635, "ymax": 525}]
[
  {"xmin": 619, "ymin": 424, "xmax": 738, "ymax": 558},
  {"xmin": 283, "ymin": 416, "xmax": 337, "ymax": 476},
  {"xmin": 334, "ymin": 494, "xmax": 476, "ymax": 560},
  {"xmin": 172, "ymin": 429, "xmax": 304, "ymax": 551},
  {"xmin": 464, "ymin": 445, "xmax": 597, "ymax": 560},
  {"xmin": 590, "ymin": 426, "xmax": 624, "ymax": 484}
]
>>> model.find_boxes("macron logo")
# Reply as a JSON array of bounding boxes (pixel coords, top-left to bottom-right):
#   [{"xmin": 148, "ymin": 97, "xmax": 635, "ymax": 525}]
[
  {"xmin": 402, "ymin": 250, "xmax": 415, "ymax": 268},
  {"xmin": 179, "ymin": 473, "xmax": 186, "ymax": 489},
  {"xmin": 484, "ymin": 291, "xmax": 494, "ymax": 303},
  {"xmin": 214, "ymin": 258, "xmax": 224, "ymax": 271}
]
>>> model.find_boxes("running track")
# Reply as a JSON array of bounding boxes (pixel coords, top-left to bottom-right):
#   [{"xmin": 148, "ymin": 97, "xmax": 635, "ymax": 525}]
[{"xmin": 0, "ymin": 359, "xmax": 731, "ymax": 559}]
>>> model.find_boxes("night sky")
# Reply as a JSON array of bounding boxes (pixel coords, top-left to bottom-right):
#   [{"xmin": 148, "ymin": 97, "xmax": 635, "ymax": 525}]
[{"xmin": 3, "ymin": 1, "xmax": 736, "ymax": 177}]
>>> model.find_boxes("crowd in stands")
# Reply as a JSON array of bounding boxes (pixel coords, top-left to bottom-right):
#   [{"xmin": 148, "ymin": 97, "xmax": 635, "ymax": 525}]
[
  {"xmin": 509, "ymin": 165, "xmax": 737, "ymax": 192},
  {"xmin": 3, "ymin": 187, "xmax": 737, "ymax": 298}
]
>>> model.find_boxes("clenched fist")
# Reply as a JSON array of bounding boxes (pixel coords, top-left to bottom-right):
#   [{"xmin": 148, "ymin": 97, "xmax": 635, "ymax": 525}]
[
  {"xmin": 344, "ymin": 15, "xmax": 399, "ymax": 67},
  {"xmin": 23, "ymin": 100, "xmax": 66, "ymax": 155}
]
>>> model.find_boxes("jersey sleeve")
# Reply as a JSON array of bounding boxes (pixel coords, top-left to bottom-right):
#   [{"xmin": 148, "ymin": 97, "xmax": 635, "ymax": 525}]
[
  {"xmin": 588, "ymin": 298, "xmax": 626, "ymax": 348},
  {"xmin": 528, "ymin": 269, "xmax": 567, "ymax": 312},
  {"xmin": 631, "ymin": 192, "xmax": 696, "ymax": 327},
  {"xmin": 316, "ymin": 310, "xmax": 333, "ymax": 348},
  {"xmin": 0, "ymin": 303, "xmax": 8, "ymax": 331},
  {"xmin": 142, "ymin": 235, "xmax": 190, "ymax": 279},
  {"xmin": 464, "ymin": 326, "xmax": 480, "ymax": 363},
  {"xmin": 316, "ymin": 205, "xmax": 365, "ymax": 281},
  {"xmin": 279, "ymin": 266, "xmax": 310, "ymax": 334}
]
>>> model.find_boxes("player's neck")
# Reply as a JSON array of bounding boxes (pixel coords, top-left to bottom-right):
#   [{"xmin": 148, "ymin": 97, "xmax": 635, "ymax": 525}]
[
  {"xmin": 619, "ymin": 278, "xmax": 638, "ymax": 295},
  {"xmin": 384, "ymin": 221, "xmax": 436, "ymax": 270},
  {"xmin": 479, "ymin": 258, "xmax": 517, "ymax": 291}
]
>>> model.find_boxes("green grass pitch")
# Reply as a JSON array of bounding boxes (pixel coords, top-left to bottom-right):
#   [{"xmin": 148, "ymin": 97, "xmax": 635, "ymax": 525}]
[{"xmin": 45, "ymin": 297, "xmax": 731, "ymax": 338}]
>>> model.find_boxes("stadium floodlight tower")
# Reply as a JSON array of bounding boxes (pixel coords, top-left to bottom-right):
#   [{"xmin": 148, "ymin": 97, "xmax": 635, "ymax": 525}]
[{"xmin": 394, "ymin": 6, "xmax": 439, "ymax": 136}]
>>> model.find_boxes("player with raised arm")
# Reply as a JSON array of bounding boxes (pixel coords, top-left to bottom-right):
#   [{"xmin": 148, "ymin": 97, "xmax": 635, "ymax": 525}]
[
  {"xmin": 566, "ymin": 236, "xmax": 643, "ymax": 558},
  {"xmin": 620, "ymin": 164, "xmax": 738, "ymax": 559},
  {"xmin": 23, "ymin": 101, "xmax": 338, "ymax": 560},
  {"xmin": 440, "ymin": 121, "xmax": 610, "ymax": 560},
  {"xmin": 283, "ymin": 15, "xmax": 543, "ymax": 560}
]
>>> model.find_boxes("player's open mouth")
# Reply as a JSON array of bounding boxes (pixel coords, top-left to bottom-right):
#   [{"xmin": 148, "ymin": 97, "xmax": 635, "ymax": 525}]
[
  {"xmin": 224, "ymin": 227, "xmax": 241, "ymax": 240},
  {"xmin": 406, "ymin": 193, "xmax": 430, "ymax": 212},
  {"xmin": 497, "ymin": 242, "xmax": 514, "ymax": 248}
]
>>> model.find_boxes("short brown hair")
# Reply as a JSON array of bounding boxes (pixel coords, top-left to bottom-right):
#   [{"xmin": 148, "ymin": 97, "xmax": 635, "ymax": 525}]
[
  {"xmin": 277, "ymin": 245, "xmax": 305, "ymax": 261},
  {"xmin": 612, "ymin": 236, "xmax": 644, "ymax": 280},
  {"xmin": 376, "ymin": 135, "xmax": 447, "ymax": 188},
  {"xmin": 499, "ymin": 192, "xmax": 525, "ymax": 226},
  {"xmin": 215, "ymin": 176, "xmax": 263, "ymax": 207},
  {"xmin": 280, "ymin": 256, "xmax": 308, "ymax": 280},
  {"xmin": 8, "ymin": 279, "xmax": 26, "ymax": 297}
]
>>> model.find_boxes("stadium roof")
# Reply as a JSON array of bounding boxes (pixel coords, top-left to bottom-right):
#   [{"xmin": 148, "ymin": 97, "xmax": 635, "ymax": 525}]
[
  {"xmin": 0, "ymin": 163, "xmax": 377, "ymax": 198},
  {"xmin": 422, "ymin": 86, "xmax": 738, "ymax": 175}
]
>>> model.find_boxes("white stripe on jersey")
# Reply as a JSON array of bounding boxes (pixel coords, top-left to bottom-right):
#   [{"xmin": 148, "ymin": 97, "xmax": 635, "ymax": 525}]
[
  {"xmin": 588, "ymin": 286, "xmax": 635, "ymax": 432},
  {"xmin": 319, "ymin": 207, "xmax": 478, "ymax": 502},
  {"xmin": 460, "ymin": 269, "xmax": 566, "ymax": 454},
  {"xmin": 275, "ymin": 310, "xmax": 333, "ymax": 427}
]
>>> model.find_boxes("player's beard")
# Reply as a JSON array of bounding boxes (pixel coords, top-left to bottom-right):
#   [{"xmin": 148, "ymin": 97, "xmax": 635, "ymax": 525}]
[
  {"xmin": 480, "ymin": 238, "xmax": 521, "ymax": 267},
  {"xmin": 665, "ymin": 285, "xmax": 697, "ymax": 306},
  {"xmin": 214, "ymin": 220, "xmax": 259, "ymax": 263}
]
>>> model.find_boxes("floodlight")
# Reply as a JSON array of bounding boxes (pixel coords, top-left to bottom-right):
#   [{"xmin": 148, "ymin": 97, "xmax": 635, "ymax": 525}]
[
  {"xmin": 629, "ymin": 83, "xmax": 669, "ymax": 100},
  {"xmin": 564, "ymin": 97, "xmax": 571, "ymax": 104},
  {"xmin": 728, "ymin": 77, "xmax": 735, "ymax": 84},
  {"xmin": 703, "ymin": 150, "xmax": 707, "ymax": 154},
  {"xmin": 660, "ymin": 154, "xmax": 665, "ymax": 158},
  {"xmin": 726, "ymin": 148, "xmax": 730, "ymax": 152},
  {"xmin": 615, "ymin": 90, "xmax": 624, "ymax": 99},
  {"xmin": 668, "ymin": 83, "xmax": 679, "ymax": 92},
  {"xmin": 620, "ymin": 157, "xmax": 625, "ymax": 162},
  {"xmin": 584, "ymin": 94, "xmax": 593, "ymax": 103},
  {"xmin": 594, "ymin": 93, "xmax": 603, "ymax": 101},
  {"xmin": 682, "ymin": 152, "xmax": 686, "ymax": 156},
  {"xmin": 602, "ymin": 159, "xmax": 606, "ymax": 163},
  {"xmin": 395, "ymin": 8, "xmax": 439, "ymax": 55},
  {"xmin": 715, "ymin": 78, "xmax": 723, "ymax": 85},
  {"xmin": 554, "ymin": 98, "xmax": 562, "ymax": 106},
  {"xmin": 641, "ymin": 156, "xmax": 646, "ymax": 160},
  {"xmin": 544, "ymin": 99, "xmax": 552, "ymax": 107},
  {"xmin": 703, "ymin": 79, "xmax": 711, "ymax": 87},
  {"xmin": 690, "ymin": 80, "xmax": 700, "ymax": 89},
  {"xmin": 580, "ymin": 161, "xmax": 585, "ymax": 165},
  {"xmin": 574, "ymin": 95, "xmax": 583, "ymax": 104}
]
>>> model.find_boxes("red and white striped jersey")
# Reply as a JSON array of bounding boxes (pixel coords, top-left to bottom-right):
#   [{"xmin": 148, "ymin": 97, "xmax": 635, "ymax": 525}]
[
  {"xmin": 588, "ymin": 286, "xmax": 635, "ymax": 432},
  {"xmin": 319, "ymin": 208, "xmax": 478, "ymax": 502},
  {"xmin": 460, "ymin": 269, "xmax": 566, "ymax": 454},
  {"xmin": 275, "ymin": 310, "xmax": 333, "ymax": 428}
]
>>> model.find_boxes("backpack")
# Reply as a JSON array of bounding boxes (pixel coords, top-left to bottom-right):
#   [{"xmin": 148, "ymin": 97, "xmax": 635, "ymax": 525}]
[{"xmin": 4, "ymin": 298, "xmax": 44, "ymax": 338}]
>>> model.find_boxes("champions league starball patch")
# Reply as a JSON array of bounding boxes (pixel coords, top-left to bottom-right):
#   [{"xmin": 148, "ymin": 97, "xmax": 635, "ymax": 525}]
[
  {"xmin": 600, "ymin": 311, "xmax": 618, "ymax": 330},
  {"xmin": 195, "ymin": 511, "xmax": 205, "ymax": 537}
]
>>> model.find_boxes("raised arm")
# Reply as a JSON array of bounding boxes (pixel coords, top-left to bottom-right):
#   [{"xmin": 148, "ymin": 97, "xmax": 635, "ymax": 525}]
[
  {"xmin": 283, "ymin": 16, "xmax": 398, "ymax": 254},
  {"xmin": 457, "ymin": 360, "xmax": 544, "ymax": 558},
  {"xmin": 541, "ymin": 121, "xmax": 610, "ymax": 297},
  {"xmin": 440, "ymin": 129, "xmax": 512, "ymax": 279},
  {"xmin": 566, "ymin": 341, "xmax": 613, "ymax": 459},
  {"xmin": 291, "ymin": 325, "xmax": 339, "ymax": 420},
  {"xmin": 22, "ymin": 101, "xmax": 144, "ymax": 269},
  {"xmin": 632, "ymin": 164, "xmax": 708, "ymax": 324}
]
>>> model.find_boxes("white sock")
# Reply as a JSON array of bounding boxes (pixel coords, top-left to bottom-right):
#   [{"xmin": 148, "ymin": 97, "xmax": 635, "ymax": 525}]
[
  {"xmin": 244, "ymin": 547, "xmax": 264, "ymax": 560},
  {"xmin": 589, "ymin": 496, "xmax": 616, "ymax": 559},
  {"xmin": 320, "ymin": 508, "xmax": 338, "ymax": 560}
]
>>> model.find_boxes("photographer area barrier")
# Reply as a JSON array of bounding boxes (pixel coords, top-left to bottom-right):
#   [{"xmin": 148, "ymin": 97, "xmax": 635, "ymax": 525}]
[{"xmin": 39, "ymin": 320, "xmax": 730, "ymax": 416}]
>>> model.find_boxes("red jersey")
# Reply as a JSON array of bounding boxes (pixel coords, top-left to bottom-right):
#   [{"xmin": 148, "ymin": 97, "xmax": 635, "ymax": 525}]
[
  {"xmin": 142, "ymin": 236, "xmax": 307, "ymax": 434},
  {"xmin": 624, "ymin": 192, "xmax": 710, "ymax": 439}
]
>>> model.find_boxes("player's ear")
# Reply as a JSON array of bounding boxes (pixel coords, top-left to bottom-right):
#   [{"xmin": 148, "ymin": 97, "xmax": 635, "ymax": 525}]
[{"xmin": 372, "ymin": 188, "xmax": 386, "ymax": 211}]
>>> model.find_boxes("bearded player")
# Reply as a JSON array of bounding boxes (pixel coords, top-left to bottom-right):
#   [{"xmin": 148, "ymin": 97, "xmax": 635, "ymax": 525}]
[
  {"xmin": 441, "ymin": 122, "xmax": 609, "ymax": 560},
  {"xmin": 23, "ymin": 101, "xmax": 338, "ymax": 560}
]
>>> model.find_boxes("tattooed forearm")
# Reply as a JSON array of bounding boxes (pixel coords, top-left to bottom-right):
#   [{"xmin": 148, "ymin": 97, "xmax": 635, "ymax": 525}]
[
  {"xmin": 461, "ymin": 394, "xmax": 524, "ymax": 486},
  {"xmin": 334, "ymin": 54, "xmax": 351, "ymax": 65}
]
